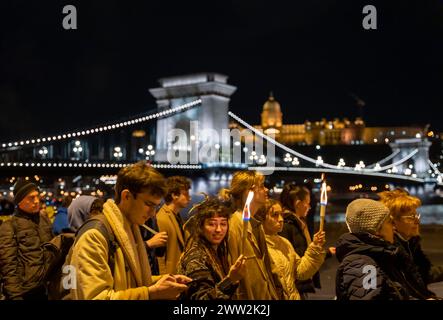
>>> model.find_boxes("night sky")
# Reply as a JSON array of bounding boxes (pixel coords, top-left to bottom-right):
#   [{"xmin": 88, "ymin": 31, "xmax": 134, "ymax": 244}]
[{"xmin": 1, "ymin": 0, "xmax": 442, "ymax": 141}]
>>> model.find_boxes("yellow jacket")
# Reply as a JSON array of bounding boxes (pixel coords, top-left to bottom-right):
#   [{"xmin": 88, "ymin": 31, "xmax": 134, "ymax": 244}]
[
  {"xmin": 265, "ymin": 234, "xmax": 325, "ymax": 300},
  {"xmin": 156, "ymin": 204, "xmax": 185, "ymax": 275},
  {"xmin": 70, "ymin": 199, "xmax": 160, "ymax": 300},
  {"xmin": 228, "ymin": 211, "xmax": 281, "ymax": 300}
]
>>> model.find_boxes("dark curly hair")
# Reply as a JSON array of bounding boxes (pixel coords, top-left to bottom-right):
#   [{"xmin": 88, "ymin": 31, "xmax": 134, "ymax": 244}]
[{"xmin": 185, "ymin": 196, "xmax": 234, "ymax": 251}]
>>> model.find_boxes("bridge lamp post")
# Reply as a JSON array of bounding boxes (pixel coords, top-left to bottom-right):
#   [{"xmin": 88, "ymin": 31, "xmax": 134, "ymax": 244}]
[
  {"xmin": 72, "ymin": 140, "xmax": 83, "ymax": 160},
  {"xmin": 38, "ymin": 147, "xmax": 48, "ymax": 159},
  {"xmin": 257, "ymin": 154, "xmax": 267, "ymax": 165},
  {"xmin": 337, "ymin": 158, "xmax": 346, "ymax": 168},
  {"xmin": 283, "ymin": 153, "xmax": 292, "ymax": 166},
  {"xmin": 145, "ymin": 145, "xmax": 155, "ymax": 161},
  {"xmin": 113, "ymin": 146, "xmax": 123, "ymax": 161},
  {"xmin": 248, "ymin": 151, "xmax": 259, "ymax": 164}
]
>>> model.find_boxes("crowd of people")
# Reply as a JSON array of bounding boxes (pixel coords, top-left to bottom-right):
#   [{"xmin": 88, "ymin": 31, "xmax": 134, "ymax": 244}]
[{"xmin": 0, "ymin": 160, "xmax": 442, "ymax": 300}]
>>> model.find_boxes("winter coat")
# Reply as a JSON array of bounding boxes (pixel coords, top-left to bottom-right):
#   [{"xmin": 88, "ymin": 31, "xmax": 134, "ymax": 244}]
[
  {"xmin": 265, "ymin": 234, "xmax": 325, "ymax": 300},
  {"xmin": 0, "ymin": 209, "xmax": 53, "ymax": 300},
  {"xmin": 69, "ymin": 199, "xmax": 161, "ymax": 299},
  {"xmin": 228, "ymin": 211, "xmax": 283, "ymax": 300},
  {"xmin": 52, "ymin": 207, "xmax": 72, "ymax": 235},
  {"xmin": 336, "ymin": 232, "xmax": 422, "ymax": 300},
  {"xmin": 279, "ymin": 211, "xmax": 321, "ymax": 293},
  {"xmin": 156, "ymin": 205, "xmax": 184, "ymax": 275},
  {"xmin": 395, "ymin": 233, "xmax": 443, "ymax": 286},
  {"xmin": 177, "ymin": 238, "xmax": 238, "ymax": 300}
]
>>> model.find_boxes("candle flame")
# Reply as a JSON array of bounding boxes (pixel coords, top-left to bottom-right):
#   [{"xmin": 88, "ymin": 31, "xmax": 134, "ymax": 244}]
[
  {"xmin": 320, "ymin": 181, "xmax": 328, "ymax": 205},
  {"xmin": 243, "ymin": 191, "xmax": 254, "ymax": 220}
]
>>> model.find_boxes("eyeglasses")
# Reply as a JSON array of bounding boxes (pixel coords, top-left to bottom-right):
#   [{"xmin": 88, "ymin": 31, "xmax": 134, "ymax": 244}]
[
  {"xmin": 399, "ymin": 213, "xmax": 421, "ymax": 221},
  {"xmin": 387, "ymin": 215, "xmax": 395, "ymax": 224},
  {"xmin": 131, "ymin": 192, "xmax": 162, "ymax": 211}
]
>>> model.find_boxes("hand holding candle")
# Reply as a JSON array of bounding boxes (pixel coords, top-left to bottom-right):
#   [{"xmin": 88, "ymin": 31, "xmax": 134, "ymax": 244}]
[
  {"xmin": 241, "ymin": 190, "xmax": 254, "ymax": 255},
  {"xmin": 319, "ymin": 175, "xmax": 328, "ymax": 233}
]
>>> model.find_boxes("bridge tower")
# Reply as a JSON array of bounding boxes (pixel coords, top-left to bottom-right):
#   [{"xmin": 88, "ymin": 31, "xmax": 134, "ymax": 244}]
[
  {"xmin": 389, "ymin": 138, "xmax": 431, "ymax": 179},
  {"xmin": 149, "ymin": 73, "xmax": 237, "ymax": 163}
]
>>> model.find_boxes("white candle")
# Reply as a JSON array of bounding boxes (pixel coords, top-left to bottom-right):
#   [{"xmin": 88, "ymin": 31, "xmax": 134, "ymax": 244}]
[
  {"xmin": 242, "ymin": 191, "xmax": 254, "ymax": 255},
  {"xmin": 319, "ymin": 178, "xmax": 328, "ymax": 233}
]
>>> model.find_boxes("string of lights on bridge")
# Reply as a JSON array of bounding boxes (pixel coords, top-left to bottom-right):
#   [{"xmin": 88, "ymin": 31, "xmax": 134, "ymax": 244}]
[
  {"xmin": 228, "ymin": 111, "xmax": 422, "ymax": 175},
  {"xmin": 0, "ymin": 161, "xmax": 201, "ymax": 170},
  {"xmin": 0, "ymin": 99, "xmax": 202, "ymax": 151},
  {"xmin": 1, "ymin": 98, "xmax": 442, "ymax": 184}
]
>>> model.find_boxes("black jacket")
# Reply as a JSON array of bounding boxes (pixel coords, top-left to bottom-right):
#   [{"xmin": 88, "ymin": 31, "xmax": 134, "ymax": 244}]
[
  {"xmin": 279, "ymin": 211, "xmax": 321, "ymax": 293},
  {"xmin": 335, "ymin": 232, "xmax": 426, "ymax": 300},
  {"xmin": 395, "ymin": 233, "xmax": 443, "ymax": 286},
  {"xmin": 0, "ymin": 209, "xmax": 53, "ymax": 300}
]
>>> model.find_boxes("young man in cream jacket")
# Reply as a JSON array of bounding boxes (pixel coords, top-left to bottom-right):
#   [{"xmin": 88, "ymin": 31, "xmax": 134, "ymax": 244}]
[{"xmin": 69, "ymin": 161, "xmax": 191, "ymax": 300}]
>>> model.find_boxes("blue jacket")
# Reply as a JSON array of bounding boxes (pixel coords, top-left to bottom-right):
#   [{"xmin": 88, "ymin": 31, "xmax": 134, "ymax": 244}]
[{"xmin": 52, "ymin": 207, "xmax": 71, "ymax": 235}]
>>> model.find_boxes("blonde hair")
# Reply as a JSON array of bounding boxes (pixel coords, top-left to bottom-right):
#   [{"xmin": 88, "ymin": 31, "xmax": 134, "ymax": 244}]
[
  {"xmin": 378, "ymin": 189, "xmax": 421, "ymax": 219},
  {"xmin": 218, "ymin": 171, "xmax": 265, "ymax": 210}
]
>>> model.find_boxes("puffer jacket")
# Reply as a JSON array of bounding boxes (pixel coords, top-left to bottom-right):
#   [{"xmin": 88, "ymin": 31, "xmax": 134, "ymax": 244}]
[
  {"xmin": 395, "ymin": 234, "xmax": 443, "ymax": 286},
  {"xmin": 335, "ymin": 232, "xmax": 423, "ymax": 300},
  {"xmin": 0, "ymin": 209, "xmax": 53, "ymax": 300}
]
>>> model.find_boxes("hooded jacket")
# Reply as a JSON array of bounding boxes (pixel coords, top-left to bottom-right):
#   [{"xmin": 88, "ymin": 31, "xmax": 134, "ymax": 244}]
[{"xmin": 335, "ymin": 232, "xmax": 423, "ymax": 300}]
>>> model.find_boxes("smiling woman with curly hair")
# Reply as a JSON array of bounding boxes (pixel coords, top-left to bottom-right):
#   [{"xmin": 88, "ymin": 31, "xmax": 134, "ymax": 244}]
[{"xmin": 177, "ymin": 197, "xmax": 246, "ymax": 300}]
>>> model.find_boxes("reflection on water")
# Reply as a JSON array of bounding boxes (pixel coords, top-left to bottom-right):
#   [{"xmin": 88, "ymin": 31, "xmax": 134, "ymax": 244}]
[{"xmin": 182, "ymin": 177, "xmax": 443, "ymax": 225}]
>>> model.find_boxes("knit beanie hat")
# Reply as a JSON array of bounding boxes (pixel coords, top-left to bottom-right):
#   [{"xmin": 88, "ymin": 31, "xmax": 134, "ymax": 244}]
[
  {"xmin": 345, "ymin": 199, "xmax": 390, "ymax": 234},
  {"xmin": 13, "ymin": 178, "xmax": 39, "ymax": 205},
  {"xmin": 68, "ymin": 195, "xmax": 98, "ymax": 232}
]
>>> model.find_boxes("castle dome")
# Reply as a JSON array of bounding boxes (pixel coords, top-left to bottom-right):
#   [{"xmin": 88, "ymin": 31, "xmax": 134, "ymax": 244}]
[{"xmin": 263, "ymin": 92, "xmax": 281, "ymax": 113}]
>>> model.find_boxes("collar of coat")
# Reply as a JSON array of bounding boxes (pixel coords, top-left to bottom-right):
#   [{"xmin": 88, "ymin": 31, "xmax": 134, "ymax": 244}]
[
  {"xmin": 159, "ymin": 204, "xmax": 185, "ymax": 248},
  {"xmin": 102, "ymin": 199, "xmax": 152, "ymax": 287},
  {"xmin": 15, "ymin": 208, "xmax": 40, "ymax": 224}
]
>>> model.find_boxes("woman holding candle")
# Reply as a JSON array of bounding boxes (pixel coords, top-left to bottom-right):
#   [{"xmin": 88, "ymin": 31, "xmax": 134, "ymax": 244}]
[
  {"xmin": 177, "ymin": 197, "xmax": 247, "ymax": 300},
  {"xmin": 255, "ymin": 199, "xmax": 325, "ymax": 300},
  {"xmin": 279, "ymin": 183, "xmax": 331, "ymax": 299},
  {"xmin": 219, "ymin": 171, "xmax": 284, "ymax": 300}
]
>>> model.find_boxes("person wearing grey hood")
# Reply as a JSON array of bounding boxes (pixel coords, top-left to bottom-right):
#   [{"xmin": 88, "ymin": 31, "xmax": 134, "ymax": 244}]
[{"xmin": 68, "ymin": 196, "xmax": 104, "ymax": 232}]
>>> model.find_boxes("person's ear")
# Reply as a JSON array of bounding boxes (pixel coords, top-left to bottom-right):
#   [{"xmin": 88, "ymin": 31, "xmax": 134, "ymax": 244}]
[
  {"xmin": 121, "ymin": 189, "xmax": 132, "ymax": 202},
  {"xmin": 295, "ymin": 199, "xmax": 301, "ymax": 207}
]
